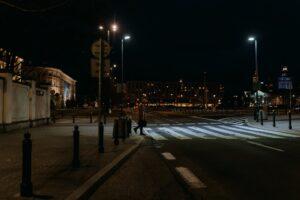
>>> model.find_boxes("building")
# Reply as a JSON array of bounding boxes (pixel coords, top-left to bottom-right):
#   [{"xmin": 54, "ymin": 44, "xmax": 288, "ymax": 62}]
[
  {"xmin": 127, "ymin": 80, "xmax": 224, "ymax": 108},
  {"xmin": 23, "ymin": 67, "xmax": 76, "ymax": 108}
]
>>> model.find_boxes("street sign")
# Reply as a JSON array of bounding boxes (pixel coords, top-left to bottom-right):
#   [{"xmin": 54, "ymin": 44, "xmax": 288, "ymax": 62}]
[
  {"xmin": 278, "ymin": 76, "xmax": 293, "ymax": 90},
  {"xmin": 91, "ymin": 40, "xmax": 111, "ymax": 58},
  {"xmin": 90, "ymin": 58, "xmax": 111, "ymax": 78},
  {"xmin": 90, "ymin": 58, "xmax": 99, "ymax": 78}
]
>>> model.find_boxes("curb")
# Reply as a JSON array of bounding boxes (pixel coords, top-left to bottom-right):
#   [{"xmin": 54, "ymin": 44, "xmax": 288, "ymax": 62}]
[{"xmin": 65, "ymin": 136, "xmax": 144, "ymax": 200}]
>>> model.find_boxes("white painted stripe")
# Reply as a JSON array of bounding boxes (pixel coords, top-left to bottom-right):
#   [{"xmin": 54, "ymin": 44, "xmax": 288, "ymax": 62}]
[
  {"xmin": 184, "ymin": 123, "xmax": 196, "ymax": 125},
  {"xmin": 172, "ymin": 127, "xmax": 213, "ymax": 139},
  {"xmin": 205, "ymin": 126, "xmax": 257, "ymax": 139},
  {"xmin": 159, "ymin": 127, "xmax": 192, "ymax": 140},
  {"xmin": 197, "ymin": 122, "xmax": 208, "ymax": 125},
  {"xmin": 219, "ymin": 125, "xmax": 282, "ymax": 139},
  {"xmin": 188, "ymin": 126, "xmax": 235, "ymax": 139},
  {"xmin": 235, "ymin": 125, "xmax": 299, "ymax": 138},
  {"xmin": 161, "ymin": 152, "xmax": 176, "ymax": 160},
  {"xmin": 160, "ymin": 123, "xmax": 170, "ymax": 126},
  {"xmin": 176, "ymin": 167, "xmax": 206, "ymax": 189},
  {"xmin": 144, "ymin": 128, "xmax": 168, "ymax": 140},
  {"xmin": 247, "ymin": 141, "xmax": 285, "ymax": 152}
]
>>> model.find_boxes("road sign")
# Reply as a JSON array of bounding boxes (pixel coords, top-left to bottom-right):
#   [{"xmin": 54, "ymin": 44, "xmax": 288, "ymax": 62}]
[
  {"xmin": 278, "ymin": 76, "xmax": 293, "ymax": 90},
  {"xmin": 90, "ymin": 58, "xmax": 99, "ymax": 78},
  {"xmin": 91, "ymin": 40, "xmax": 111, "ymax": 58},
  {"xmin": 91, "ymin": 58, "xmax": 111, "ymax": 78}
]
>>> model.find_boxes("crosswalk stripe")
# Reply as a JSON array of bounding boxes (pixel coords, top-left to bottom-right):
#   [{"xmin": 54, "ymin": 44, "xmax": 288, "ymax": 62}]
[
  {"xmin": 171, "ymin": 127, "xmax": 213, "ymax": 139},
  {"xmin": 188, "ymin": 126, "xmax": 235, "ymax": 139},
  {"xmin": 234, "ymin": 125, "xmax": 299, "ymax": 138},
  {"xmin": 144, "ymin": 128, "xmax": 168, "ymax": 140},
  {"xmin": 158, "ymin": 127, "xmax": 192, "ymax": 140},
  {"xmin": 218, "ymin": 125, "xmax": 282, "ymax": 139},
  {"xmin": 205, "ymin": 126, "xmax": 257, "ymax": 139}
]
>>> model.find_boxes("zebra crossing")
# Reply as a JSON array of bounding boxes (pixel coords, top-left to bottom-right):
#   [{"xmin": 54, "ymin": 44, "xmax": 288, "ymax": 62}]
[
  {"xmin": 218, "ymin": 117, "xmax": 247, "ymax": 125},
  {"xmin": 144, "ymin": 124, "xmax": 299, "ymax": 141}
]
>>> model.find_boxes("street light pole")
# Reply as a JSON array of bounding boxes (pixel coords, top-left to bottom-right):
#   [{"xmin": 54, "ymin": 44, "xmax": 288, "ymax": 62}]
[
  {"xmin": 120, "ymin": 35, "xmax": 131, "ymax": 116},
  {"xmin": 98, "ymin": 35, "xmax": 104, "ymax": 153},
  {"xmin": 248, "ymin": 37, "xmax": 260, "ymax": 121}
]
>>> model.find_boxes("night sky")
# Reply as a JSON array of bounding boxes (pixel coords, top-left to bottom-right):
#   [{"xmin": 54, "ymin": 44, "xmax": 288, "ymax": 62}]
[{"xmin": 1, "ymin": 0, "xmax": 299, "ymax": 95}]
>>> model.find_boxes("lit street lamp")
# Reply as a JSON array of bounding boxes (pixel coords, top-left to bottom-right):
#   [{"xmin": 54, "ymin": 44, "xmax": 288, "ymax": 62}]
[
  {"xmin": 248, "ymin": 36, "xmax": 260, "ymax": 121},
  {"xmin": 120, "ymin": 34, "xmax": 131, "ymax": 114}
]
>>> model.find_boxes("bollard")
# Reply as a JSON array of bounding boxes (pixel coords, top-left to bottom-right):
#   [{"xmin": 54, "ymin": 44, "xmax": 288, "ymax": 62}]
[
  {"xmin": 289, "ymin": 110, "xmax": 292, "ymax": 130},
  {"xmin": 273, "ymin": 110, "xmax": 276, "ymax": 127},
  {"xmin": 260, "ymin": 110, "xmax": 263, "ymax": 125},
  {"xmin": 113, "ymin": 119, "xmax": 119, "ymax": 145},
  {"xmin": 72, "ymin": 115, "xmax": 75, "ymax": 124},
  {"xmin": 98, "ymin": 122, "xmax": 104, "ymax": 153},
  {"xmin": 72, "ymin": 125, "xmax": 80, "ymax": 168},
  {"xmin": 53, "ymin": 113, "xmax": 56, "ymax": 123},
  {"xmin": 20, "ymin": 132, "xmax": 33, "ymax": 197},
  {"xmin": 90, "ymin": 112, "xmax": 93, "ymax": 123}
]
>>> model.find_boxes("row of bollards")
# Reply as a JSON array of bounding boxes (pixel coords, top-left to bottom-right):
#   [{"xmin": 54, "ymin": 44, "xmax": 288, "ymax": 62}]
[
  {"xmin": 258, "ymin": 109, "xmax": 292, "ymax": 130},
  {"xmin": 20, "ymin": 124, "xmax": 102, "ymax": 197},
  {"xmin": 51, "ymin": 112, "xmax": 95, "ymax": 124}
]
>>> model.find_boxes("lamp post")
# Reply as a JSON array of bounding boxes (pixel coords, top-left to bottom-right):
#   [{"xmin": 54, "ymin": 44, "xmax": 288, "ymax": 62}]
[
  {"xmin": 248, "ymin": 36, "xmax": 260, "ymax": 121},
  {"xmin": 97, "ymin": 24, "xmax": 118, "ymax": 153},
  {"xmin": 120, "ymin": 34, "xmax": 131, "ymax": 115}
]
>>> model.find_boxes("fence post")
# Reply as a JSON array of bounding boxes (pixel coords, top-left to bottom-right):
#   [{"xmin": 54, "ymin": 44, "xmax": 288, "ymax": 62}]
[
  {"xmin": 90, "ymin": 112, "xmax": 93, "ymax": 123},
  {"xmin": 73, "ymin": 125, "xmax": 80, "ymax": 168},
  {"xmin": 20, "ymin": 132, "xmax": 33, "ymax": 197},
  {"xmin": 289, "ymin": 110, "xmax": 292, "ymax": 130},
  {"xmin": 273, "ymin": 110, "xmax": 276, "ymax": 127},
  {"xmin": 98, "ymin": 122, "xmax": 104, "ymax": 153},
  {"xmin": 260, "ymin": 110, "xmax": 263, "ymax": 125}
]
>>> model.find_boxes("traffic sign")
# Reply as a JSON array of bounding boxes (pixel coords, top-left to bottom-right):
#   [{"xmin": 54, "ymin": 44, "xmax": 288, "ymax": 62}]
[{"xmin": 91, "ymin": 40, "xmax": 111, "ymax": 58}]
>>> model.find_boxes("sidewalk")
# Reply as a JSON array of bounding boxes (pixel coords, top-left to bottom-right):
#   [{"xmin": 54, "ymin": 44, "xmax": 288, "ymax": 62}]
[
  {"xmin": 246, "ymin": 116, "xmax": 300, "ymax": 134},
  {"xmin": 89, "ymin": 137, "xmax": 188, "ymax": 200},
  {"xmin": 0, "ymin": 120, "xmax": 141, "ymax": 200}
]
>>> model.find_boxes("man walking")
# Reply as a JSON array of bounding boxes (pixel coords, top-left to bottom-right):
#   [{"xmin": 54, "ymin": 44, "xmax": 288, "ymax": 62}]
[{"xmin": 134, "ymin": 102, "xmax": 146, "ymax": 135}]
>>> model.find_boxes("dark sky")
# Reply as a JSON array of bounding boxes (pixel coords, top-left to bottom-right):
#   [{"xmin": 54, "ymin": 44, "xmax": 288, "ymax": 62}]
[{"xmin": 1, "ymin": 0, "xmax": 299, "ymax": 95}]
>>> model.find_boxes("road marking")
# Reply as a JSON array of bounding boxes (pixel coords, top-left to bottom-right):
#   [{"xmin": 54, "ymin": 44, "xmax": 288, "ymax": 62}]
[
  {"xmin": 172, "ymin": 127, "xmax": 213, "ymax": 139},
  {"xmin": 188, "ymin": 126, "xmax": 235, "ymax": 139},
  {"xmin": 218, "ymin": 125, "xmax": 282, "ymax": 139},
  {"xmin": 205, "ymin": 126, "xmax": 257, "ymax": 139},
  {"xmin": 197, "ymin": 122, "xmax": 208, "ymax": 125},
  {"xmin": 159, "ymin": 127, "xmax": 192, "ymax": 140},
  {"xmin": 176, "ymin": 167, "xmax": 207, "ymax": 189},
  {"xmin": 162, "ymin": 152, "xmax": 176, "ymax": 160},
  {"xmin": 247, "ymin": 141, "xmax": 285, "ymax": 152},
  {"xmin": 144, "ymin": 128, "xmax": 168, "ymax": 140},
  {"xmin": 234, "ymin": 125, "xmax": 299, "ymax": 138}
]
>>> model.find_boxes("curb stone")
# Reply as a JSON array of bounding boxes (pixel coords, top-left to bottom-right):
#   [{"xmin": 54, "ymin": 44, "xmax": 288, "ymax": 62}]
[{"xmin": 65, "ymin": 136, "xmax": 144, "ymax": 200}]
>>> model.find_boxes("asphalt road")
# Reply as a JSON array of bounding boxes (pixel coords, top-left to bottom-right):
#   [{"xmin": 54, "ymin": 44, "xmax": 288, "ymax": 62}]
[{"xmin": 143, "ymin": 111, "xmax": 300, "ymax": 200}]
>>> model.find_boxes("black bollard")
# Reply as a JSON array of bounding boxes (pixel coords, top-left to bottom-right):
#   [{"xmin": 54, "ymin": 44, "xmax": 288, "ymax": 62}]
[
  {"xmin": 72, "ymin": 115, "xmax": 75, "ymax": 124},
  {"xmin": 90, "ymin": 112, "xmax": 93, "ymax": 123},
  {"xmin": 20, "ymin": 132, "xmax": 33, "ymax": 197},
  {"xmin": 113, "ymin": 119, "xmax": 119, "ymax": 145},
  {"xmin": 289, "ymin": 110, "xmax": 292, "ymax": 130},
  {"xmin": 273, "ymin": 110, "xmax": 276, "ymax": 127},
  {"xmin": 260, "ymin": 110, "xmax": 263, "ymax": 125},
  {"xmin": 53, "ymin": 113, "xmax": 56, "ymax": 123},
  {"xmin": 98, "ymin": 122, "xmax": 104, "ymax": 153},
  {"xmin": 72, "ymin": 125, "xmax": 80, "ymax": 168}
]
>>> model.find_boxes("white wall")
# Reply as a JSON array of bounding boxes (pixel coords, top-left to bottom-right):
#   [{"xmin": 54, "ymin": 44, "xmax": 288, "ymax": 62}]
[
  {"xmin": 35, "ymin": 89, "xmax": 50, "ymax": 119},
  {"xmin": 11, "ymin": 83, "xmax": 30, "ymax": 122},
  {"xmin": 0, "ymin": 79, "xmax": 3, "ymax": 124},
  {"xmin": 0, "ymin": 73, "xmax": 50, "ymax": 126}
]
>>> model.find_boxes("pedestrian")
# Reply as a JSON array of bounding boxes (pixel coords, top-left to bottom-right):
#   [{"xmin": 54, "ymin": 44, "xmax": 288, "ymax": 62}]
[{"xmin": 134, "ymin": 102, "xmax": 146, "ymax": 135}]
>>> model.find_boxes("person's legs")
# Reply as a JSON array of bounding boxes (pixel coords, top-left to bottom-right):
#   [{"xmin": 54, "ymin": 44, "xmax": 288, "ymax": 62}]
[{"xmin": 139, "ymin": 126, "xmax": 145, "ymax": 135}]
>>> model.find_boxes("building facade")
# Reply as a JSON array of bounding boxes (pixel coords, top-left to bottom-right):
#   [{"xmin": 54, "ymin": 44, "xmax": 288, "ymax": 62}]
[{"xmin": 24, "ymin": 67, "xmax": 76, "ymax": 108}]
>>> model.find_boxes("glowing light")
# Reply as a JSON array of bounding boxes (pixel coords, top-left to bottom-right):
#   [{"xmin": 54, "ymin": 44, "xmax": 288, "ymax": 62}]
[
  {"xmin": 111, "ymin": 24, "xmax": 118, "ymax": 32},
  {"xmin": 124, "ymin": 35, "xmax": 131, "ymax": 40},
  {"xmin": 248, "ymin": 37, "xmax": 255, "ymax": 41}
]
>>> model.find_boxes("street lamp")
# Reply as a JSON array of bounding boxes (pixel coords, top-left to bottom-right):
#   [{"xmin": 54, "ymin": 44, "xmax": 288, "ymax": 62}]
[
  {"xmin": 120, "ymin": 34, "xmax": 131, "ymax": 115},
  {"xmin": 248, "ymin": 36, "xmax": 259, "ymax": 121}
]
